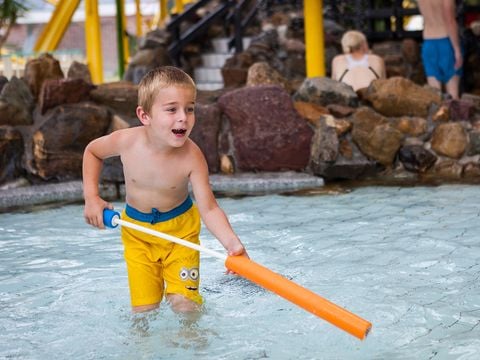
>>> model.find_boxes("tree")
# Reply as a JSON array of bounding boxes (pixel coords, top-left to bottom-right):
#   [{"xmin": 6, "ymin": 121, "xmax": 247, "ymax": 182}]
[{"xmin": 0, "ymin": 0, "xmax": 28, "ymax": 50}]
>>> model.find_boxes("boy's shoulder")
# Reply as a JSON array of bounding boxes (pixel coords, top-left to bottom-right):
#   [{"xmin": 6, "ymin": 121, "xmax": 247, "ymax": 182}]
[{"xmin": 109, "ymin": 125, "xmax": 144, "ymax": 146}]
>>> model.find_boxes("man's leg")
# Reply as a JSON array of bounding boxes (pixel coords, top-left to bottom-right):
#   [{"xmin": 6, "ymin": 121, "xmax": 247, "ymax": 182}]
[
  {"xmin": 445, "ymin": 75, "xmax": 460, "ymax": 99},
  {"xmin": 426, "ymin": 76, "xmax": 442, "ymax": 92}
]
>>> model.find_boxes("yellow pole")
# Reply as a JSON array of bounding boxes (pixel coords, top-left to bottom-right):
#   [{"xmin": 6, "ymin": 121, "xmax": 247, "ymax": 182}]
[
  {"xmin": 34, "ymin": 0, "xmax": 81, "ymax": 52},
  {"xmin": 174, "ymin": 0, "xmax": 184, "ymax": 15},
  {"xmin": 135, "ymin": 0, "xmax": 142, "ymax": 37},
  {"xmin": 160, "ymin": 0, "xmax": 168, "ymax": 25},
  {"xmin": 85, "ymin": 0, "xmax": 103, "ymax": 84},
  {"xmin": 121, "ymin": 1, "xmax": 130, "ymax": 64},
  {"xmin": 304, "ymin": 0, "xmax": 325, "ymax": 77}
]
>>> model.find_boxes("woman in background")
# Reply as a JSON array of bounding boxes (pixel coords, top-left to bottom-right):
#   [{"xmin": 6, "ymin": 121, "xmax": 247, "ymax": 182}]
[{"xmin": 331, "ymin": 30, "xmax": 386, "ymax": 91}]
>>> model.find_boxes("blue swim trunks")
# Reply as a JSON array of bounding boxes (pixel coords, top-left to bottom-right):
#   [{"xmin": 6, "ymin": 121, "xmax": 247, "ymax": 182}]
[{"xmin": 421, "ymin": 37, "xmax": 462, "ymax": 83}]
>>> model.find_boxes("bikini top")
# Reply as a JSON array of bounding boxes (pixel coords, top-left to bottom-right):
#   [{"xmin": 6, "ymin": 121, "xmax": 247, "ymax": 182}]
[{"xmin": 338, "ymin": 54, "xmax": 380, "ymax": 82}]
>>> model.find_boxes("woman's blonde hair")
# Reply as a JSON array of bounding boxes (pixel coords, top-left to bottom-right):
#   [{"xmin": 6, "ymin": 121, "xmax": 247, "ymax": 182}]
[
  {"xmin": 341, "ymin": 30, "xmax": 368, "ymax": 54},
  {"xmin": 138, "ymin": 66, "xmax": 196, "ymax": 114}
]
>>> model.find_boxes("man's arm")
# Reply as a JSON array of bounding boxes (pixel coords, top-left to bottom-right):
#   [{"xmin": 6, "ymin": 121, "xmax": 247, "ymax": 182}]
[{"xmin": 443, "ymin": 0, "xmax": 463, "ymax": 69}]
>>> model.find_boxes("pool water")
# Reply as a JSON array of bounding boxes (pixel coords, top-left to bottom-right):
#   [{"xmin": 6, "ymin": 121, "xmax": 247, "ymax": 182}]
[{"xmin": 1, "ymin": 185, "xmax": 479, "ymax": 359}]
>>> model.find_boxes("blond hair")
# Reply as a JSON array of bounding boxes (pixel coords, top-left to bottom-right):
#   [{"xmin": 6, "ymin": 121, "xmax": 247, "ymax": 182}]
[
  {"xmin": 341, "ymin": 30, "xmax": 367, "ymax": 54},
  {"xmin": 138, "ymin": 66, "xmax": 196, "ymax": 114}
]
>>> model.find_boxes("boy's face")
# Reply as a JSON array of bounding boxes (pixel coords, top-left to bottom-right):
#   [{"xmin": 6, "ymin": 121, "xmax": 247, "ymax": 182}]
[{"xmin": 140, "ymin": 85, "xmax": 196, "ymax": 148}]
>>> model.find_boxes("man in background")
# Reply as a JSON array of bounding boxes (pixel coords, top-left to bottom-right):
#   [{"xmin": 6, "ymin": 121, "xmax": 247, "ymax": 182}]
[{"xmin": 418, "ymin": 0, "xmax": 463, "ymax": 99}]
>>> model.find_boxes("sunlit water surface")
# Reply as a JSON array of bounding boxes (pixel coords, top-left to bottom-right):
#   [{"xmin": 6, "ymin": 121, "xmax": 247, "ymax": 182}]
[{"xmin": 1, "ymin": 185, "xmax": 479, "ymax": 359}]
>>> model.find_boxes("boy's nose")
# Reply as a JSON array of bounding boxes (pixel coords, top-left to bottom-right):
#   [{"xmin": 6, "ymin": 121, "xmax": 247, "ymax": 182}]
[{"xmin": 177, "ymin": 109, "xmax": 189, "ymax": 121}]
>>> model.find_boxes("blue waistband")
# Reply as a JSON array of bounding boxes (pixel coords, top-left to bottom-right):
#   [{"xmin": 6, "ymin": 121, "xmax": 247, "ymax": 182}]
[{"xmin": 125, "ymin": 196, "xmax": 193, "ymax": 224}]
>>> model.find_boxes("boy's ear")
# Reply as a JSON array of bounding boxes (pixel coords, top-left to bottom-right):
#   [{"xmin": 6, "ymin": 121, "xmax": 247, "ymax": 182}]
[{"xmin": 136, "ymin": 106, "xmax": 150, "ymax": 125}]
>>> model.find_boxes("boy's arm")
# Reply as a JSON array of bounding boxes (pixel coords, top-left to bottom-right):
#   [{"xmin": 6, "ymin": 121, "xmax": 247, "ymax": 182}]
[
  {"xmin": 189, "ymin": 145, "xmax": 247, "ymax": 257},
  {"xmin": 82, "ymin": 132, "xmax": 122, "ymax": 229}
]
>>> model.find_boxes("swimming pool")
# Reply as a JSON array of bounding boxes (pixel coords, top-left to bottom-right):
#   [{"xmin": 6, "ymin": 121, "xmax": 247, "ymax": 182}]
[{"xmin": 1, "ymin": 185, "xmax": 479, "ymax": 359}]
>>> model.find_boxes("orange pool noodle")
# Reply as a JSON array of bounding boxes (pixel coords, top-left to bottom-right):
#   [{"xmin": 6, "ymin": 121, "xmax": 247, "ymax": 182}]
[{"xmin": 225, "ymin": 255, "xmax": 372, "ymax": 340}]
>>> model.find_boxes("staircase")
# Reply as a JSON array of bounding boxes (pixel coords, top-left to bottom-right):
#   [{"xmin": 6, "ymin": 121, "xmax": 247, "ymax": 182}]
[
  {"xmin": 194, "ymin": 37, "xmax": 251, "ymax": 91},
  {"xmin": 166, "ymin": 0, "xmax": 259, "ymax": 90}
]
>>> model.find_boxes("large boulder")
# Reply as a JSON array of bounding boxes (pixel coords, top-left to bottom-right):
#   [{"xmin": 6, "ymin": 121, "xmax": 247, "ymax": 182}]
[
  {"xmin": 0, "ymin": 77, "xmax": 35, "ymax": 126},
  {"xmin": 23, "ymin": 53, "xmax": 64, "ymax": 100},
  {"xmin": 218, "ymin": 85, "xmax": 313, "ymax": 171},
  {"xmin": 363, "ymin": 77, "xmax": 441, "ymax": 117},
  {"xmin": 351, "ymin": 107, "xmax": 404, "ymax": 166},
  {"xmin": 39, "ymin": 78, "xmax": 95, "ymax": 114},
  {"xmin": 90, "ymin": 81, "xmax": 138, "ymax": 121},
  {"xmin": 293, "ymin": 76, "xmax": 359, "ymax": 107},
  {"xmin": 190, "ymin": 103, "xmax": 222, "ymax": 173},
  {"xmin": 430, "ymin": 123, "xmax": 468, "ymax": 159},
  {"xmin": 31, "ymin": 102, "xmax": 111, "ymax": 180}
]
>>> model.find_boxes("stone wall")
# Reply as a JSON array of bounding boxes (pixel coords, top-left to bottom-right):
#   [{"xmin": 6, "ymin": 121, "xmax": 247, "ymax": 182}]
[{"xmin": 1, "ymin": 38, "xmax": 480, "ymax": 188}]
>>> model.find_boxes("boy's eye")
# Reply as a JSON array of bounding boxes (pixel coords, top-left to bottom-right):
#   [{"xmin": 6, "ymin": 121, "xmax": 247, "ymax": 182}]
[
  {"xmin": 166, "ymin": 108, "xmax": 176, "ymax": 113},
  {"xmin": 187, "ymin": 107, "xmax": 195, "ymax": 113}
]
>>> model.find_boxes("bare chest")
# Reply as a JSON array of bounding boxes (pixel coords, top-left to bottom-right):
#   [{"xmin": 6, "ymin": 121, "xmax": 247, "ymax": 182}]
[{"xmin": 121, "ymin": 149, "xmax": 190, "ymax": 192}]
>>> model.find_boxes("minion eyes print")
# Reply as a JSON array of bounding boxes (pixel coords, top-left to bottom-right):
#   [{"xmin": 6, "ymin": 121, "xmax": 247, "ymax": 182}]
[
  {"xmin": 179, "ymin": 267, "xmax": 199, "ymax": 281},
  {"xmin": 179, "ymin": 267, "xmax": 199, "ymax": 291}
]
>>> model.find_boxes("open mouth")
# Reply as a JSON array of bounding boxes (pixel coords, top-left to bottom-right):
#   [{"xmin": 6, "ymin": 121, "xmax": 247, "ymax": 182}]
[{"xmin": 172, "ymin": 129, "xmax": 187, "ymax": 135}]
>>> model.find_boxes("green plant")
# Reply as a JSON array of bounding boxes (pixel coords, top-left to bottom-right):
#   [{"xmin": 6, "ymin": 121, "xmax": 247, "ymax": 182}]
[{"xmin": 0, "ymin": 0, "xmax": 29, "ymax": 50}]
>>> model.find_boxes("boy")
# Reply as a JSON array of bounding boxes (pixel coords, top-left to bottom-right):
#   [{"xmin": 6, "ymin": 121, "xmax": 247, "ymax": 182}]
[{"xmin": 83, "ymin": 66, "xmax": 247, "ymax": 313}]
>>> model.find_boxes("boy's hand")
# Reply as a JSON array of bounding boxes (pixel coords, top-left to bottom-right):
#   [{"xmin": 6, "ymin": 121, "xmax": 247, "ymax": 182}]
[
  {"xmin": 84, "ymin": 196, "xmax": 113, "ymax": 229},
  {"xmin": 226, "ymin": 244, "xmax": 249, "ymax": 275}
]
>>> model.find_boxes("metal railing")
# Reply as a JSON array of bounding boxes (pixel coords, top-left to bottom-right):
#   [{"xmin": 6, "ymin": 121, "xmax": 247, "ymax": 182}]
[{"xmin": 166, "ymin": 0, "xmax": 260, "ymax": 65}]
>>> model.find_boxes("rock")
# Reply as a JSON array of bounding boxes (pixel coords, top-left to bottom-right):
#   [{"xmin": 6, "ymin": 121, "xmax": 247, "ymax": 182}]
[
  {"xmin": 363, "ymin": 77, "xmax": 441, "ymax": 117},
  {"xmin": 222, "ymin": 52, "xmax": 254, "ymax": 88},
  {"xmin": 67, "ymin": 61, "xmax": 92, "ymax": 83},
  {"xmin": 428, "ymin": 159, "xmax": 463, "ymax": 179},
  {"xmin": 392, "ymin": 116, "xmax": 427, "ymax": 137},
  {"xmin": 467, "ymin": 130, "xmax": 480, "ymax": 156},
  {"xmin": 309, "ymin": 115, "xmax": 339, "ymax": 164},
  {"xmin": 108, "ymin": 114, "xmax": 131, "ymax": 133},
  {"xmin": 326, "ymin": 104, "xmax": 355, "ymax": 118},
  {"xmin": 351, "ymin": 107, "xmax": 404, "ymax": 166},
  {"xmin": 0, "ymin": 77, "xmax": 35, "ymax": 126},
  {"xmin": 31, "ymin": 102, "xmax": 111, "ymax": 180},
  {"xmin": 90, "ymin": 81, "xmax": 138, "ymax": 120},
  {"xmin": 39, "ymin": 78, "xmax": 95, "ymax": 114},
  {"xmin": 101, "ymin": 157, "xmax": 124, "ymax": 183},
  {"xmin": 432, "ymin": 104, "xmax": 450, "ymax": 122},
  {"xmin": 293, "ymin": 101, "xmax": 329, "ymax": 127},
  {"xmin": 189, "ymin": 103, "xmax": 222, "ymax": 173},
  {"xmin": 333, "ymin": 118, "xmax": 352, "ymax": 136},
  {"xmin": 398, "ymin": 145, "xmax": 437, "ymax": 172},
  {"xmin": 430, "ymin": 123, "xmax": 467, "ymax": 159},
  {"xmin": 23, "ymin": 53, "xmax": 64, "ymax": 100},
  {"xmin": 246, "ymin": 62, "xmax": 289, "ymax": 90},
  {"xmin": 310, "ymin": 135, "xmax": 381, "ymax": 180},
  {"xmin": 124, "ymin": 47, "xmax": 173, "ymax": 84},
  {"xmin": 463, "ymin": 162, "xmax": 480, "ymax": 178},
  {"xmin": 0, "ymin": 126, "xmax": 25, "ymax": 184},
  {"xmin": 0, "ymin": 76, "xmax": 8, "ymax": 93},
  {"xmin": 444, "ymin": 99, "xmax": 476, "ymax": 121},
  {"xmin": 401, "ymin": 38, "xmax": 421, "ymax": 64},
  {"xmin": 220, "ymin": 154, "xmax": 234, "ymax": 174},
  {"xmin": 218, "ymin": 85, "xmax": 313, "ymax": 171},
  {"xmin": 461, "ymin": 93, "xmax": 480, "ymax": 109},
  {"xmin": 293, "ymin": 76, "xmax": 359, "ymax": 107}
]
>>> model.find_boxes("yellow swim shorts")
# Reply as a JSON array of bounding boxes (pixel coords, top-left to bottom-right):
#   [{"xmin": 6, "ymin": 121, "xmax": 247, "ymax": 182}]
[{"xmin": 120, "ymin": 200, "xmax": 203, "ymax": 307}]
